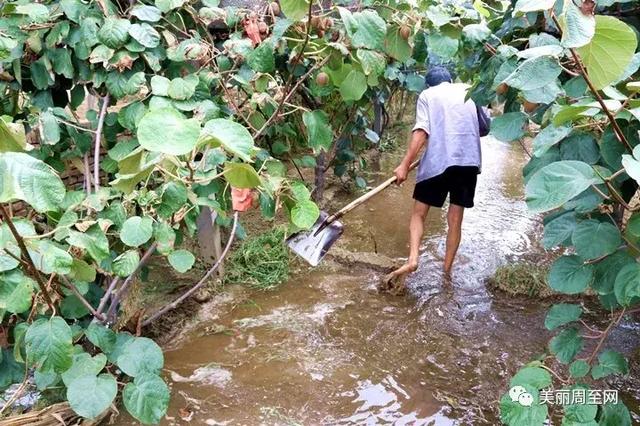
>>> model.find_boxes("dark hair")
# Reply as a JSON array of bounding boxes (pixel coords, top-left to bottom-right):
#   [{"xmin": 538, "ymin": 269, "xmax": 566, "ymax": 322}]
[{"xmin": 425, "ymin": 66, "xmax": 452, "ymax": 88}]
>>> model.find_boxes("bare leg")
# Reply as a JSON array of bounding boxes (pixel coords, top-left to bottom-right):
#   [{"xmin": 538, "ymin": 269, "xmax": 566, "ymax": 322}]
[
  {"xmin": 389, "ymin": 200, "xmax": 430, "ymax": 277},
  {"xmin": 443, "ymin": 204, "xmax": 464, "ymax": 273}
]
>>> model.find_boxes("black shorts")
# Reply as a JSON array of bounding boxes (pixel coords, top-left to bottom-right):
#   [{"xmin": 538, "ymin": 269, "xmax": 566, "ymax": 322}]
[{"xmin": 413, "ymin": 166, "xmax": 479, "ymax": 208}]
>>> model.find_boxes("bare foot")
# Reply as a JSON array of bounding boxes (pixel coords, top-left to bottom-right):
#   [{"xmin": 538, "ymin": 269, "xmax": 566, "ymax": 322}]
[{"xmin": 378, "ymin": 261, "xmax": 417, "ymax": 295}]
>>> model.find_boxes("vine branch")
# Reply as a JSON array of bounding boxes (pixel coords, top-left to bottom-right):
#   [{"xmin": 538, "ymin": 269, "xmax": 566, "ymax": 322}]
[
  {"xmin": 93, "ymin": 94, "xmax": 110, "ymax": 191},
  {"xmin": 0, "ymin": 204, "xmax": 54, "ymax": 311},
  {"xmin": 142, "ymin": 212, "xmax": 238, "ymax": 326}
]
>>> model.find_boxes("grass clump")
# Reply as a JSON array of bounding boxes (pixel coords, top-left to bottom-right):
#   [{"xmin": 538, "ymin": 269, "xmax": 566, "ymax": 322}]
[
  {"xmin": 487, "ymin": 263, "xmax": 553, "ymax": 298},
  {"xmin": 224, "ymin": 227, "xmax": 289, "ymax": 290}
]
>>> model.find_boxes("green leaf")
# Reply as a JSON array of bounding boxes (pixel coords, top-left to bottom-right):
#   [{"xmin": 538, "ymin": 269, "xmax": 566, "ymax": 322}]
[
  {"xmin": 384, "ymin": 27, "xmax": 412, "ymax": 62},
  {"xmin": 569, "ymin": 360, "xmax": 589, "ymax": 378},
  {"xmin": 131, "ymin": 5, "xmax": 162, "ymax": 22},
  {"xmin": 532, "ymin": 125, "xmax": 572, "ymax": 157},
  {"xmin": 113, "ymin": 250, "xmax": 141, "ymax": 277},
  {"xmin": 425, "ymin": 5, "xmax": 452, "ymax": 27},
  {"xmin": 427, "ymin": 33, "xmax": 459, "ymax": 61},
  {"xmin": 223, "ymin": 163, "xmax": 261, "ymax": 188},
  {"xmin": 599, "ymin": 402, "xmax": 632, "ymax": 426},
  {"xmin": 25, "ymin": 317, "xmax": 74, "ymax": 373},
  {"xmin": 67, "ymin": 225, "xmax": 110, "ymax": 263},
  {"xmin": 490, "ymin": 112, "xmax": 527, "ymax": 142},
  {"xmin": 15, "ymin": 3, "xmax": 49, "ymax": 23},
  {"xmin": 561, "ymin": 1, "xmax": 595, "ymax": 48},
  {"xmin": 504, "ymin": 56, "xmax": 562, "ymax": 91},
  {"xmin": 614, "ymin": 262, "xmax": 640, "ymax": 306},
  {"xmin": 155, "ymin": 0, "xmax": 185, "ymax": 12},
  {"xmin": 138, "ymin": 108, "xmax": 201, "ymax": 156},
  {"xmin": 50, "ymin": 48, "xmax": 74, "ymax": 79},
  {"xmin": 543, "ymin": 211, "xmax": 576, "ymax": 249},
  {"xmin": 594, "ymin": 250, "xmax": 635, "ymax": 294},
  {"xmin": 559, "ymin": 133, "xmax": 600, "ymax": 164},
  {"xmin": 525, "ymin": 160, "xmax": 599, "ymax": 213},
  {"xmin": 0, "ymin": 152, "xmax": 65, "ymax": 213},
  {"xmin": 120, "ymin": 216, "xmax": 153, "ymax": 247},
  {"xmin": 0, "ymin": 270, "xmax": 35, "ymax": 314},
  {"xmin": 357, "ymin": 49, "xmax": 386, "ymax": 76},
  {"xmin": 128, "ymin": 23, "xmax": 160, "ymax": 48},
  {"xmin": 168, "ymin": 249, "xmax": 195, "ymax": 273},
  {"xmin": 98, "ymin": 18, "xmax": 131, "ymax": 49},
  {"xmin": 564, "ymin": 384, "xmax": 597, "ymax": 423},
  {"xmin": 549, "ymin": 327, "xmax": 583, "ymax": 364},
  {"xmin": 514, "ymin": 0, "xmax": 554, "ymax": 13},
  {"xmin": 67, "ymin": 373, "xmax": 117, "ymax": 419},
  {"xmin": 247, "ymin": 42, "xmax": 275, "ymax": 73},
  {"xmin": 279, "ymin": 0, "xmax": 309, "ymax": 21},
  {"xmin": 117, "ymin": 337, "xmax": 163, "ymax": 377},
  {"xmin": 510, "ymin": 366, "xmax": 552, "ymax": 389},
  {"xmin": 499, "ymin": 386, "xmax": 548, "ymax": 426},
  {"xmin": 89, "ymin": 44, "xmax": 114, "ymax": 65},
  {"xmin": 0, "ymin": 348, "xmax": 26, "ymax": 391},
  {"xmin": 572, "ymin": 220, "xmax": 621, "ymax": 261},
  {"xmin": 339, "ymin": 70, "xmax": 367, "ymax": 102},
  {"xmin": 40, "ymin": 110, "xmax": 60, "ymax": 145},
  {"xmin": 123, "ymin": 373, "xmax": 170, "ymax": 424},
  {"xmin": 591, "ymin": 350, "xmax": 628, "ymax": 379},
  {"xmin": 27, "ymin": 239, "xmax": 73, "ymax": 275},
  {"xmin": 150, "ymin": 76, "xmax": 170, "ymax": 96},
  {"xmin": 544, "ymin": 303, "xmax": 582, "ymax": 330},
  {"xmin": 463, "ymin": 23, "xmax": 491, "ymax": 43},
  {"xmin": 291, "ymin": 199, "xmax": 320, "ymax": 229},
  {"xmin": 0, "ymin": 118, "xmax": 28, "ymax": 153},
  {"xmin": 154, "ymin": 222, "xmax": 176, "ymax": 255},
  {"xmin": 200, "ymin": 119, "xmax": 255, "ymax": 162},
  {"xmin": 85, "ymin": 322, "xmax": 116, "ymax": 353},
  {"xmin": 61, "ymin": 352, "xmax": 107, "ymax": 386},
  {"xmin": 548, "ymin": 255, "xmax": 593, "ymax": 294},
  {"xmin": 118, "ymin": 101, "xmax": 147, "ymax": 131},
  {"xmin": 338, "ymin": 8, "xmax": 386, "ymax": 50},
  {"xmin": 302, "ymin": 110, "xmax": 333, "ymax": 153},
  {"xmin": 167, "ymin": 76, "xmax": 198, "ymax": 101},
  {"xmin": 621, "ymin": 145, "xmax": 640, "ymax": 185},
  {"xmin": 577, "ymin": 16, "xmax": 638, "ymax": 90},
  {"xmin": 30, "ymin": 58, "xmax": 53, "ymax": 90}
]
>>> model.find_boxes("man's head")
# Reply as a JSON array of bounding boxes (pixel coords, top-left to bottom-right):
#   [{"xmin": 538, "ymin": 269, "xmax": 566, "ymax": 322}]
[{"xmin": 425, "ymin": 66, "xmax": 452, "ymax": 88}]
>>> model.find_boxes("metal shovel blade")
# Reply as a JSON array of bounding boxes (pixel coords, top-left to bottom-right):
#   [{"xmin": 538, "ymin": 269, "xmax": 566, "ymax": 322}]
[{"xmin": 286, "ymin": 212, "xmax": 344, "ymax": 266}]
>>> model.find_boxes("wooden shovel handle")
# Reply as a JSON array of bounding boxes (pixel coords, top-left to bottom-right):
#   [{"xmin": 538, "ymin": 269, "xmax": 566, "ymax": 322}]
[{"xmin": 323, "ymin": 159, "xmax": 420, "ymax": 227}]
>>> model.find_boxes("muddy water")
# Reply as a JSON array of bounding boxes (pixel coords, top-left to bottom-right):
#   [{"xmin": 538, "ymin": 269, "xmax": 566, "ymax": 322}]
[{"xmin": 118, "ymin": 138, "xmax": 555, "ymax": 425}]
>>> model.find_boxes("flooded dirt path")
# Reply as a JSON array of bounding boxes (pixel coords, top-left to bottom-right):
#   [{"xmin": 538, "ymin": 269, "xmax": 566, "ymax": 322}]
[
  {"xmin": 125, "ymin": 137, "xmax": 561, "ymax": 425},
  {"xmin": 114, "ymin": 137, "xmax": 581, "ymax": 424}
]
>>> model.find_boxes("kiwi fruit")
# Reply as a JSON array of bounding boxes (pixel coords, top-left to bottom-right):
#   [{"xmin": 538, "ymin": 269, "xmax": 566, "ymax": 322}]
[{"xmin": 316, "ymin": 72, "xmax": 329, "ymax": 86}]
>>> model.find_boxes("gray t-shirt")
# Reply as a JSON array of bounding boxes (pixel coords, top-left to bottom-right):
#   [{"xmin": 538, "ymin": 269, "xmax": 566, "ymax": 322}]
[{"xmin": 413, "ymin": 82, "xmax": 483, "ymax": 183}]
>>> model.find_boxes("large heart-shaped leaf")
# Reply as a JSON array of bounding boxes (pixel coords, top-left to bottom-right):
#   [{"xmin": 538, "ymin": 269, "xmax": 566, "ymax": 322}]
[
  {"xmin": 223, "ymin": 163, "xmax": 261, "ymax": 188},
  {"xmin": 577, "ymin": 16, "xmax": 638, "ymax": 89},
  {"xmin": 549, "ymin": 327, "xmax": 583, "ymax": 364},
  {"xmin": 572, "ymin": 219, "xmax": 621, "ymax": 260},
  {"xmin": 200, "ymin": 119, "xmax": 254, "ymax": 162},
  {"xmin": 544, "ymin": 303, "xmax": 582, "ymax": 330},
  {"xmin": 25, "ymin": 317, "xmax": 74, "ymax": 373},
  {"xmin": 548, "ymin": 255, "xmax": 593, "ymax": 294},
  {"xmin": 504, "ymin": 56, "xmax": 562, "ymax": 91},
  {"xmin": 116, "ymin": 337, "xmax": 164, "ymax": 377},
  {"xmin": 0, "ymin": 152, "xmax": 65, "ymax": 212},
  {"xmin": 61, "ymin": 352, "xmax": 107, "ymax": 386},
  {"xmin": 167, "ymin": 249, "xmax": 195, "ymax": 273},
  {"xmin": 137, "ymin": 108, "xmax": 201, "ymax": 156},
  {"xmin": 490, "ymin": 112, "xmax": 527, "ymax": 142},
  {"xmin": 98, "ymin": 18, "xmax": 131, "ymax": 49},
  {"xmin": 67, "ymin": 373, "xmax": 117, "ymax": 419},
  {"xmin": 123, "ymin": 373, "xmax": 170, "ymax": 424},
  {"xmin": 120, "ymin": 216, "xmax": 153, "ymax": 248},
  {"xmin": 614, "ymin": 263, "xmax": 640, "ymax": 306},
  {"xmin": 525, "ymin": 161, "xmax": 599, "ymax": 213}
]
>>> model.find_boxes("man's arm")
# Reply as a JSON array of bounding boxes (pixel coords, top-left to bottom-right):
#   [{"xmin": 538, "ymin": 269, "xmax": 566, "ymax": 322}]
[{"xmin": 394, "ymin": 129, "xmax": 427, "ymax": 184}]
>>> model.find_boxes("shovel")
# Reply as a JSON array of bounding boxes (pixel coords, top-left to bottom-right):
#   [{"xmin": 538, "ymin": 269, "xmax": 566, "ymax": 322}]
[{"xmin": 287, "ymin": 159, "xmax": 420, "ymax": 266}]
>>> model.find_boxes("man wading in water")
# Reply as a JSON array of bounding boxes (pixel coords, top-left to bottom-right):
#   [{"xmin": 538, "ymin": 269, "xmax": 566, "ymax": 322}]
[{"xmin": 384, "ymin": 66, "xmax": 489, "ymax": 290}]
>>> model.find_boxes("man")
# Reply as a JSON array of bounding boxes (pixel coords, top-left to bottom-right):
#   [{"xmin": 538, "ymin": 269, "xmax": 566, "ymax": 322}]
[{"xmin": 388, "ymin": 66, "xmax": 487, "ymax": 282}]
